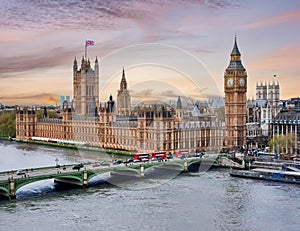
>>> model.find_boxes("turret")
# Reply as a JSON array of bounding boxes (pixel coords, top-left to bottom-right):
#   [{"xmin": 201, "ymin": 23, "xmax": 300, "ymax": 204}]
[
  {"xmin": 117, "ymin": 67, "xmax": 131, "ymax": 116},
  {"xmin": 94, "ymin": 57, "xmax": 98, "ymax": 70},
  {"xmin": 120, "ymin": 67, "xmax": 127, "ymax": 91},
  {"xmin": 107, "ymin": 95, "xmax": 115, "ymax": 113},
  {"xmin": 177, "ymin": 96, "xmax": 182, "ymax": 109},
  {"xmin": 73, "ymin": 57, "xmax": 78, "ymax": 84},
  {"xmin": 227, "ymin": 36, "xmax": 245, "ymax": 70},
  {"xmin": 43, "ymin": 106, "xmax": 47, "ymax": 118},
  {"xmin": 231, "ymin": 36, "xmax": 241, "ymax": 58},
  {"xmin": 73, "ymin": 57, "xmax": 77, "ymax": 71},
  {"xmin": 81, "ymin": 56, "xmax": 84, "ymax": 64},
  {"xmin": 94, "ymin": 57, "xmax": 99, "ymax": 107}
]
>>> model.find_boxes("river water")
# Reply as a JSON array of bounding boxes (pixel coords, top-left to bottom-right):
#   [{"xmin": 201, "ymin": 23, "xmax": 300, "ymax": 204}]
[{"xmin": 0, "ymin": 140, "xmax": 299, "ymax": 231}]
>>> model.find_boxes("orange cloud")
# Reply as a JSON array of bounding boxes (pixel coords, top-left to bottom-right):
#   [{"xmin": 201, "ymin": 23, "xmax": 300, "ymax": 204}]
[
  {"xmin": 0, "ymin": 93, "xmax": 60, "ymax": 105},
  {"xmin": 249, "ymin": 45, "xmax": 300, "ymax": 71},
  {"xmin": 244, "ymin": 10, "xmax": 300, "ymax": 28},
  {"xmin": 43, "ymin": 96, "xmax": 59, "ymax": 105}
]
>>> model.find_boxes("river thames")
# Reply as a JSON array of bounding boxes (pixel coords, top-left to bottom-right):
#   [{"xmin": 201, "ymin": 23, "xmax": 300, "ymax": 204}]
[{"xmin": 0, "ymin": 140, "xmax": 299, "ymax": 231}]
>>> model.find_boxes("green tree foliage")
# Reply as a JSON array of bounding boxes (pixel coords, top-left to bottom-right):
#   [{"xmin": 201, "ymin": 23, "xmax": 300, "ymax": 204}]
[
  {"xmin": 0, "ymin": 111, "xmax": 16, "ymax": 137},
  {"xmin": 37, "ymin": 109, "xmax": 59, "ymax": 119},
  {"xmin": 268, "ymin": 133, "xmax": 296, "ymax": 155},
  {"xmin": 214, "ymin": 106, "xmax": 225, "ymax": 122}
]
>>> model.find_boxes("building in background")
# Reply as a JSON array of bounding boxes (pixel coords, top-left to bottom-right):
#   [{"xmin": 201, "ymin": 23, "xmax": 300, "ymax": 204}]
[
  {"xmin": 59, "ymin": 96, "xmax": 65, "ymax": 106},
  {"xmin": 66, "ymin": 96, "xmax": 71, "ymax": 103},
  {"xmin": 246, "ymin": 80, "xmax": 280, "ymax": 149},
  {"xmin": 272, "ymin": 100, "xmax": 300, "ymax": 155},
  {"xmin": 256, "ymin": 80, "xmax": 280, "ymax": 137}
]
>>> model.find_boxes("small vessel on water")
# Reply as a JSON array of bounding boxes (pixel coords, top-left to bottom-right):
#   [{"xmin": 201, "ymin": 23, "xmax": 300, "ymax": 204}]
[{"xmin": 230, "ymin": 168, "xmax": 300, "ymax": 184}]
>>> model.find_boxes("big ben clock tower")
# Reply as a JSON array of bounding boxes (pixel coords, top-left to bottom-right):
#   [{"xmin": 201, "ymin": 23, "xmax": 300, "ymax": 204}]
[{"xmin": 224, "ymin": 36, "xmax": 247, "ymax": 149}]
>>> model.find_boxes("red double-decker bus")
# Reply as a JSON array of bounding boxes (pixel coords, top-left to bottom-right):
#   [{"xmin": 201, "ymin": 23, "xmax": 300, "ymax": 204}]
[
  {"xmin": 133, "ymin": 153, "xmax": 149, "ymax": 161},
  {"xmin": 151, "ymin": 151, "xmax": 167, "ymax": 160},
  {"xmin": 175, "ymin": 150, "xmax": 188, "ymax": 158}
]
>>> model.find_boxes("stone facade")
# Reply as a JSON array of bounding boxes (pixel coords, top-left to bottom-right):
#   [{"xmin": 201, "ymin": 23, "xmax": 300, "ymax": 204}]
[
  {"xmin": 73, "ymin": 57, "xmax": 99, "ymax": 116},
  {"xmin": 224, "ymin": 37, "xmax": 247, "ymax": 148},
  {"xmin": 246, "ymin": 80, "xmax": 281, "ymax": 148},
  {"xmin": 117, "ymin": 68, "xmax": 131, "ymax": 116},
  {"xmin": 16, "ymin": 104, "xmax": 224, "ymax": 154},
  {"xmin": 16, "ymin": 57, "xmax": 225, "ymax": 153},
  {"xmin": 272, "ymin": 101, "xmax": 300, "ymax": 154}
]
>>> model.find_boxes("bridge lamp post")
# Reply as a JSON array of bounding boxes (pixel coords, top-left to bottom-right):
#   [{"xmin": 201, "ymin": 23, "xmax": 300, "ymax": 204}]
[{"xmin": 55, "ymin": 158, "xmax": 59, "ymax": 166}]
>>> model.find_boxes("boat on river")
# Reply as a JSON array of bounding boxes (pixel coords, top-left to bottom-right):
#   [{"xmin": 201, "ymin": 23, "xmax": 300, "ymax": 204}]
[{"xmin": 230, "ymin": 168, "xmax": 300, "ymax": 184}]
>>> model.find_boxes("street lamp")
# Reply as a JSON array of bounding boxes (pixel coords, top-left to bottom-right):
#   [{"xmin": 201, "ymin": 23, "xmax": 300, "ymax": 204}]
[{"xmin": 55, "ymin": 158, "xmax": 59, "ymax": 166}]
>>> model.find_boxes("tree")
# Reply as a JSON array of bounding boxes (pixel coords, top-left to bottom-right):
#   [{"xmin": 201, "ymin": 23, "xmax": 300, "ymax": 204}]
[
  {"xmin": 214, "ymin": 106, "xmax": 225, "ymax": 122},
  {"xmin": 268, "ymin": 133, "xmax": 297, "ymax": 155},
  {"xmin": 0, "ymin": 111, "xmax": 16, "ymax": 137},
  {"xmin": 37, "ymin": 109, "xmax": 59, "ymax": 119}
]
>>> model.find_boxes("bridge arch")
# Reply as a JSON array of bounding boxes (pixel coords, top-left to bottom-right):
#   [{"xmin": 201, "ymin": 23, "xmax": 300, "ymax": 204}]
[
  {"xmin": 119, "ymin": 167, "xmax": 140, "ymax": 175},
  {"xmin": 88, "ymin": 171, "xmax": 112, "ymax": 182},
  {"xmin": 15, "ymin": 178, "xmax": 54, "ymax": 193},
  {"xmin": 54, "ymin": 175, "xmax": 83, "ymax": 186},
  {"xmin": 188, "ymin": 159, "xmax": 202, "ymax": 166},
  {"xmin": 0, "ymin": 186, "xmax": 9, "ymax": 197},
  {"xmin": 108, "ymin": 168, "xmax": 140, "ymax": 178},
  {"xmin": 86, "ymin": 167, "xmax": 141, "ymax": 181},
  {"xmin": 144, "ymin": 162, "xmax": 184, "ymax": 174}
]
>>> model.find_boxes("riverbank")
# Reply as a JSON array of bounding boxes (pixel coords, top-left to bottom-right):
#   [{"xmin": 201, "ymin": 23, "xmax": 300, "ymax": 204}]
[
  {"xmin": 9, "ymin": 138, "xmax": 134, "ymax": 157},
  {"xmin": 0, "ymin": 136, "xmax": 13, "ymax": 141}
]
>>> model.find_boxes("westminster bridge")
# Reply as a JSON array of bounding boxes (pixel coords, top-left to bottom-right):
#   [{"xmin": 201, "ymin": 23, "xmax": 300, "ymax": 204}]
[{"xmin": 0, "ymin": 156, "xmax": 224, "ymax": 200}]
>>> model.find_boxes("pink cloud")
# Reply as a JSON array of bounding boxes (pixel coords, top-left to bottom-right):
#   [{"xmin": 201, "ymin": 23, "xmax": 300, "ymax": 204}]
[
  {"xmin": 249, "ymin": 45, "xmax": 300, "ymax": 71},
  {"xmin": 244, "ymin": 9, "xmax": 300, "ymax": 28}
]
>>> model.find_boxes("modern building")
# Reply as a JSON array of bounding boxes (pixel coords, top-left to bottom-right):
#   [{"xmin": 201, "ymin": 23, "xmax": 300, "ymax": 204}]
[
  {"xmin": 224, "ymin": 37, "xmax": 247, "ymax": 149},
  {"xmin": 16, "ymin": 57, "xmax": 225, "ymax": 154}
]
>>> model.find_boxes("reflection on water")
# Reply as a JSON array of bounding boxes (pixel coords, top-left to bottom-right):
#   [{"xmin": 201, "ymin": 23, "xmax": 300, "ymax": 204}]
[
  {"xmin": 0, "ymin": 140, "xmax": 117, "ymax": 171},
  {"xmin": 0, "ymin": 141, "xmax": 300, "ymax": 230}
]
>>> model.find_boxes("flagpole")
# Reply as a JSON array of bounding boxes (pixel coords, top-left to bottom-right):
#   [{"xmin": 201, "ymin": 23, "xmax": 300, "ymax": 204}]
[{"xmin": 85, "ymin": 41, "xmax": 87, "ymax": 59}]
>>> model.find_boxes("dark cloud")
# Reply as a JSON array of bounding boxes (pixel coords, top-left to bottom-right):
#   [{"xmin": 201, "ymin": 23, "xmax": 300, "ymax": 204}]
[
  {"xmin": 0, "ymin": 0, "xmax": 239, "ymax": 30},
  {"xmin": 131, "ymin": 89, "xmax": 154, "ymax": 99},
  {"xmin": 0, "ymin": 92, "xmax": 58, "ymax": 103},
  {"xmin": 0, "ymin": 47, "xmax": 76, "ymax": 74},
  {"xmin": 133, "ymin": 89, "xmax": 179, "ymax": 99},
  {"xmin": 161, "ymin": 90, "xmax": 179, "ymax": 98}
]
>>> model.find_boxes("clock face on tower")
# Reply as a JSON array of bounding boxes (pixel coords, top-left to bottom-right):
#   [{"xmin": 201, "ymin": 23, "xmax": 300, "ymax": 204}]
[
  {"xmin": 239, "ymin": 77, "xmax": 245, "ymax": 87},
  {"xmin": 227, "ymin": 77, "xmax": 233, "ymax": 87}
]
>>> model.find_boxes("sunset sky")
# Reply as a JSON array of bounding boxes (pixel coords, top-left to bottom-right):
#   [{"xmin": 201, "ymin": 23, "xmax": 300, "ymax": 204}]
[{"xmin": 0, "ymin": 0, "xmax": 299, "ymax": 105}]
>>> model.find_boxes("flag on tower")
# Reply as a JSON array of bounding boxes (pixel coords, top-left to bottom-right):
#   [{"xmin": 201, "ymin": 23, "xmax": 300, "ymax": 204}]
[
  {"xmin": 86, "ymin": 40, "xmax": 94, "ymax": 47},
  {"xmin": 85, "ymin": 40, "xmax": 94, "ymax": 58}
]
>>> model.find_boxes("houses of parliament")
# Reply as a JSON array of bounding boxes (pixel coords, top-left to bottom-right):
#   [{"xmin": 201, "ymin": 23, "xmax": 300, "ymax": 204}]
[{"xmin": 15, "ymin": 39, "xmax": 248, "ymax": 153}]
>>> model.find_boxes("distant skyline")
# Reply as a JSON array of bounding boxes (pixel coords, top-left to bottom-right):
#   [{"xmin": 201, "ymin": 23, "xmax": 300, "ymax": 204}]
[{"xmin": 0, "ymin": 0, "xmax": 299, "ymax": 105}]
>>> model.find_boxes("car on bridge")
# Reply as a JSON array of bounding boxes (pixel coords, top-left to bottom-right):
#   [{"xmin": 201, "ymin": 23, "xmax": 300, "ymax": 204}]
[
  {"xmin": 193, "ymin": 153, "xmax": 204, "ymax": 158},
  {"xmin": 157, "ymin": 157, "xmax": 163, "ymax": 162},
  {"xmin": 167, "ymin": 154, "xmax": 173, "ymax": 159},
  {"xmin": 123, "ymin": 158, "xmax": 133, "ymax": 164},
  {"xmin": 92, "ymin": 163, "xmax": 100, "ymax": 167},
  {"xmin": 113, "ymin": 159, "xmax": 123, "ymax": 165},
  {"xmin": 100, "ymin": 161, "xmax": 110, "ymax": 166},
  {"xmin": 72, "ymin": 163, "xmax": 83, "ymax": 170},
  {"xmin": 16, "ymin": 170, "xmax": 26, "ymax": 175}
]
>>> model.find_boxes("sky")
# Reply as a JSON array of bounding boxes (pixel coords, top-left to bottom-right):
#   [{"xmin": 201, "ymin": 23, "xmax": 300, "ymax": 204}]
[{"xmin": 0, "ymin": 0, "xmax": 299, "ymax": 106}]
